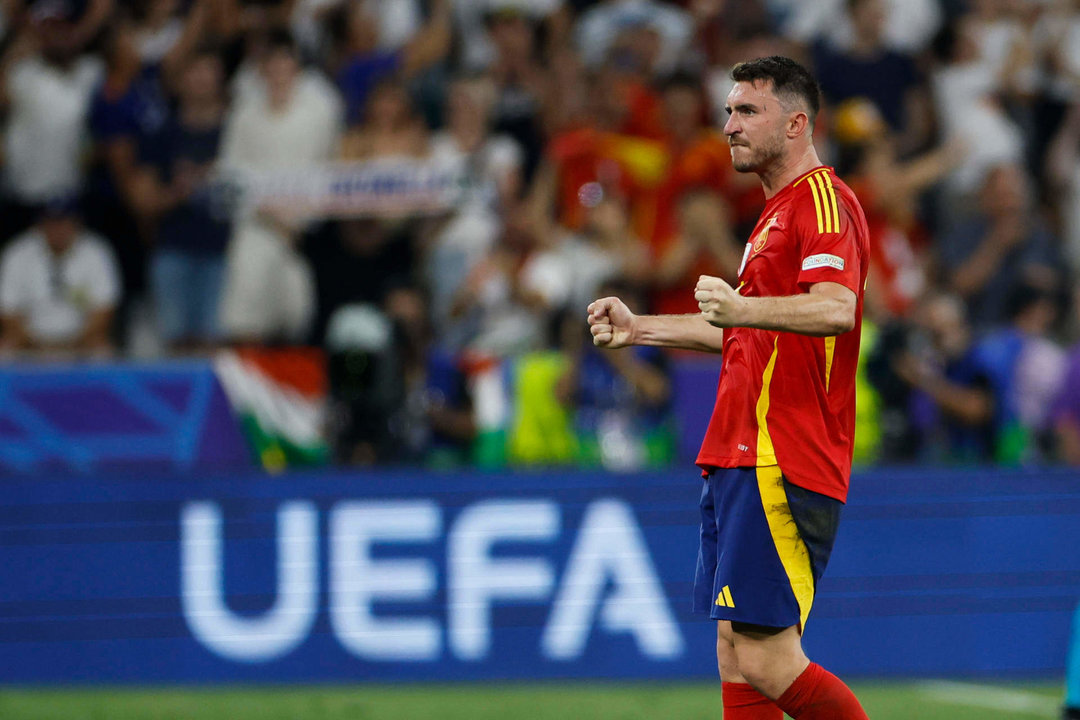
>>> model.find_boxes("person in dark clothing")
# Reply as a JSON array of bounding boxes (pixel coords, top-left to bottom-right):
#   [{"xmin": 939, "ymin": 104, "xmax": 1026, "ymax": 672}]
[{"xmin": 132, "ymin": 47, "xmax": 229, "ymax": 352}]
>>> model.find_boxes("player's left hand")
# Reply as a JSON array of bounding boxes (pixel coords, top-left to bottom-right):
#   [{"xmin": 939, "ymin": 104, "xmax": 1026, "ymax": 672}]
[{"xmin": 695, "ymin": 275, "xmax": 745, "ymax": 328}]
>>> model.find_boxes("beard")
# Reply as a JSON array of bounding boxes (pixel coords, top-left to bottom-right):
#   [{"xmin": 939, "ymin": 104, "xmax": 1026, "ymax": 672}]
[{"xmin": 730, "ymin": 134, "xmax": 785, "ymax": 174}]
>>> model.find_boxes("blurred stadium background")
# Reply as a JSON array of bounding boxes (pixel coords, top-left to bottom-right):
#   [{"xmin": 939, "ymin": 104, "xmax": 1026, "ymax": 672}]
[{"xmin": 2, "ymin": 0, "xmax": 1080, "ymax": 717}]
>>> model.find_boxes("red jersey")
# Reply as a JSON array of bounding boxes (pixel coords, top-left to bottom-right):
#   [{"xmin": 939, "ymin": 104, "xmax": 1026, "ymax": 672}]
[{"xmin": 695, "ymin": 166, "xmax": 870, "ymax": 502}]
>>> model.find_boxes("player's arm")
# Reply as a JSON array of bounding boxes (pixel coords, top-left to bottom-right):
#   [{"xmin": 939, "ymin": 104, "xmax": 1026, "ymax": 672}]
[
  {"xmin": 695, "ymin": 277, "xmax": 855, "ymax": 337},
  {"xmin": 697, "ymin": 188, "xmax": 863, "ymax": 337},
  {"xmin": 588, "ymin": 297, "xmax": 725, "ymax": 354}
]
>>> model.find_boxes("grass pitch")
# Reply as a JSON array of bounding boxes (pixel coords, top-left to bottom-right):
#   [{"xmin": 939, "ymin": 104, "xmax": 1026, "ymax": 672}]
[{"xmin": 0, "ymin": 681, "xmax": 1064, "ymax": 719}]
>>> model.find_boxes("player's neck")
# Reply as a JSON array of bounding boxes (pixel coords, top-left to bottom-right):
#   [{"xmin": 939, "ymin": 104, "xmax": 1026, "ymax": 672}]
[{"xmin": 758, "ymin": 145, "xmax": 823, "ymax": 199}]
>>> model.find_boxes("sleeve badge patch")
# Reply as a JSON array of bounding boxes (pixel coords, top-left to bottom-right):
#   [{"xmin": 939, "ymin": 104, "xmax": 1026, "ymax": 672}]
[{"xmin": 801, "ymin": 253, "xmax": 845, "ymax": 271}]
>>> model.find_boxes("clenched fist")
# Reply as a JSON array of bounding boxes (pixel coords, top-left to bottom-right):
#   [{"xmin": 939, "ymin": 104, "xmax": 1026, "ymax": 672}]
[
  {"xmin": 587, "ymin": 296, "xmax": 637, "ymax": 349},
  {"xmin": 695, "ymin": 275, "xmax": 745, "ymax": 328}
]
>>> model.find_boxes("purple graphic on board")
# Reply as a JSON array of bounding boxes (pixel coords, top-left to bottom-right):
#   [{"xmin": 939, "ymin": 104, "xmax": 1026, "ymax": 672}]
[{"xmin": 0, "ymin": 362, "xmax": 252, "ymax": 475}]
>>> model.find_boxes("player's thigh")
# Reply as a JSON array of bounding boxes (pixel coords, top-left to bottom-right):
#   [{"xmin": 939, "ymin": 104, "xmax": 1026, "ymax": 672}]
[{"xmin": 715, "ymin": 620, "xmax": 744, "ymax": 682}]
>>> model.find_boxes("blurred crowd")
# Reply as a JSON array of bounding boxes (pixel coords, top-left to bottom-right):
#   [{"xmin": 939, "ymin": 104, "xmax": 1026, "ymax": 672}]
[{"xmin": 2, "ymin": 0, "xmax": 1080, "ymax": 468}]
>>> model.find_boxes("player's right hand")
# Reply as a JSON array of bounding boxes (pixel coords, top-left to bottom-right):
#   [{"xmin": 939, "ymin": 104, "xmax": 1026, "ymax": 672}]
[{"xmin": 587, "ymin": 296, "xmax": 636, "ymax": 349}]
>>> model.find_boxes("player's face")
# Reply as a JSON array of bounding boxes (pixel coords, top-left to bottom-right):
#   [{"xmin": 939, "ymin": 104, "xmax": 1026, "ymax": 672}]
[{"xmin": 722, "ymin": 80, "xmax": 789, "ymax": 174}]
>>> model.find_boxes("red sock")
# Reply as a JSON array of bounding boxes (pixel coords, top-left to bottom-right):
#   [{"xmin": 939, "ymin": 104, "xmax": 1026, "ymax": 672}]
[
  {"xmin": 775, "ymin": 662, "xmax": 869, "ymax": 719},
  {"xmin": 722, "ymin": 682, "xmax": 783, "ymax": 719}
]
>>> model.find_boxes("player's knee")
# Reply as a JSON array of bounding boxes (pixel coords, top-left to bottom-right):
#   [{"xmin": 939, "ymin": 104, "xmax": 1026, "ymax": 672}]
[
  {"xmin": 732, "ymin": 641, "xmax": 800, "ymax": 698},
  {"xmin": 732, "ymin": 645, "xmax": 773, "ymax": 692},
  {"xmin": 731, "ymin": 633, "xmax": 807, "ymax": 698}
]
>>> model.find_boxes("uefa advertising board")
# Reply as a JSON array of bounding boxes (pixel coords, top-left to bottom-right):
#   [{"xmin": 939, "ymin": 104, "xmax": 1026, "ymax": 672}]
[{"xmin": 1, "ymin": 468, "xmax": 1079, "ymax": 683}]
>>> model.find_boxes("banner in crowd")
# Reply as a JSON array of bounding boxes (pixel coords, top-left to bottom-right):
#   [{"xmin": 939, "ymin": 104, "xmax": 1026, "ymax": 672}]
[
  {"xmin": 1, "ymin": 468, "xmax": 1078, "ymax": 683},
  {"xmin": 218, "ymin": 158, "xmax": 470, "ymax": 219}
]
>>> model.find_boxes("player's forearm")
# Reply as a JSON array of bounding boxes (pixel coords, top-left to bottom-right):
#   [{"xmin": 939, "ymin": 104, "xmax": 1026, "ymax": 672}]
[
  {"xmin": 635, "ymin": 314, "xmax": 724, "ymax": 353},
  {"xmin": 734, "ymin": 293, "xmax": 855, "ymax": 337}
]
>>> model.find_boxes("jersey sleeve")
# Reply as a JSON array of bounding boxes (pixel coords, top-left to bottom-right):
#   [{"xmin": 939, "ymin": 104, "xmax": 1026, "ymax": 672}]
[{"xmin": 793, "ymin": 189, "xmax": 863, "ymax": 294}]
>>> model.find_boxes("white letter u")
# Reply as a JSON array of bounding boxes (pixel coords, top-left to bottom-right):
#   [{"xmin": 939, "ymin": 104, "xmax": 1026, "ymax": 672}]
[{"xmin": 181, "ymin": 501, "xmax": 318, "ymax": 662}]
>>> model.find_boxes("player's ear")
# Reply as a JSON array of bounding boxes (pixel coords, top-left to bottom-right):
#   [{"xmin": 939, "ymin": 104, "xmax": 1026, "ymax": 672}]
[{"xmin": 787, "ymin": 111, "xmax": 810, "ymax": 138}]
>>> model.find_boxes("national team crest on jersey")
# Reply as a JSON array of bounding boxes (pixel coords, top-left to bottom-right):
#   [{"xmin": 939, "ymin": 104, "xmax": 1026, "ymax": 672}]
[{"xmin": 753, "ymin": 215, "xmax": 778, "ymax": 253}]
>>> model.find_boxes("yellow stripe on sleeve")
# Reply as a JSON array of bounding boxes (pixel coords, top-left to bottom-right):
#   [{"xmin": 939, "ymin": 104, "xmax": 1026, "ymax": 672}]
[
  {"xmin": 756, "ymin": 465, "xmax": 816, "ymax": 631},
  {"xmin": 806, "ymin": 173, "xmax": 825, "ymax": 234},
  {"xmin": 812, "ymin": 173, "xmax": 834, "ymax": 233},
  {"xmin": 824, "ymin": 173, "xmax": 840, "ymax": 232}
]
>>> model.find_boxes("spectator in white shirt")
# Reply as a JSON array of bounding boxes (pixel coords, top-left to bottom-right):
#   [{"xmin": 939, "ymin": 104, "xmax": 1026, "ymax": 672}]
[
  {"xmin": 930, "ymin": 17, "xmax": 1025, "ymax": 201},
  {"xmin": 219, "ymin": 29, "xmax": 344, "ymax": 344},
  {"xmin": 0, "ymin": 0, "xmax": 104, "ymax": 240},
  {"xmin": 0, "ymin": 197, "xmax": 120, "ymax": 357},
  {"xmin": 426, "ymin": 74, "xmax": 523, "ymax": 349}
]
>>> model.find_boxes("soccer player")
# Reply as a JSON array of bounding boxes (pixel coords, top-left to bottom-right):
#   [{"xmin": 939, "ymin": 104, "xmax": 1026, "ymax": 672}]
[{"xmin": 587, "ymin": 56, "xmax": 870, "ymax": 719}]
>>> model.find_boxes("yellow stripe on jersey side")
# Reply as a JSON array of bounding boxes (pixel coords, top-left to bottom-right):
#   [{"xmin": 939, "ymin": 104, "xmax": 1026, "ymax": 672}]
[
  {"xmin": 824, "ymin": 336, "xmax": 836, "ymax": 392},
  {"xmin": 754, "ymin": 336, "xmax": 779, "ymax": 465},
  {"xmin": 756, "ymin": 465, "xmax": 816, "ymax": 631}
]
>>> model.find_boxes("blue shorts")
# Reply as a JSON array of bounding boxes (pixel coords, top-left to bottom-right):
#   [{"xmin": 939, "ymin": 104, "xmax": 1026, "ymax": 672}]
[{"xmin": 692, "ymin": 465, "xmax": 841, "ymax": 631}]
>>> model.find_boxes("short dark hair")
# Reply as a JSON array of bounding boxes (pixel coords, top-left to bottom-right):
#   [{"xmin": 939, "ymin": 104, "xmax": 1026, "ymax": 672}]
[{"xmin": 730, "ymin": 56, "xmax": 821, "ymax": 127}]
